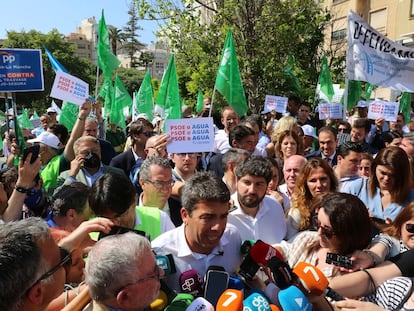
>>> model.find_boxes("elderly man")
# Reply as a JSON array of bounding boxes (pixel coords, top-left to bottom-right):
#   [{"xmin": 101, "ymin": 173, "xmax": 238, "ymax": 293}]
[
  {"xmin": 0, "ymin": 217, "xmax": 113, "ymax": 311},
  {"xmin": 152, "ymin": 172, "xmax": 242, "ymax": 292},
  {"xmin": 57, "ymin": 136, "xmax": 124, "ymax": 188},
  {"xmin": 84, "ymin": 233, "xmax": 163, "ymax": 311},
  {"xmin": 214, "ymin": 106, "xmax": 241, "ymax": 154}
]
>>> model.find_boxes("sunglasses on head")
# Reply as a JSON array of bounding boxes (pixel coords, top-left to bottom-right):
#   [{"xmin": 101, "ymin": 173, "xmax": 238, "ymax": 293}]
[{"xmin": 406, "ymin": 223, "xmax": 414, "ymax": 233}]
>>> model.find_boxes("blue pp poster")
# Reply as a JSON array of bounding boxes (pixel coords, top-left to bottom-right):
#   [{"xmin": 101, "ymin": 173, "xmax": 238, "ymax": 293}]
[{"xmin": 0, "ymin": 48, "xmax": 44, "ymax": 92}]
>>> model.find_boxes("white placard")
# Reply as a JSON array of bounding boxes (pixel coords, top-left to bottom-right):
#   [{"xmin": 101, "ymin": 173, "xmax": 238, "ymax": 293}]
[
  {"xmin": 318, "ymin": 103, "xmax": 343, "ymax": 120},
  {"xmin": 50, "ymin": 71, "xmax": 89, "ymax": 106},
  {"xmin": 264, "ymin": 95, "xmax": 288, "ymax": 113},
  {"xmin": 166, "ymin": 117, "xmax": 215, "ymax": 153},
  {"xmin": 367, "ymin": 99, "xmax": 399, "ymax": 121}
]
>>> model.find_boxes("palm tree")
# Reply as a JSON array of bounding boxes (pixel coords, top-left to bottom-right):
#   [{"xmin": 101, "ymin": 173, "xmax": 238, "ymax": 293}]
[{"xmin": 108, "ymin": 26, "xmax": 125, "ymax": 55}]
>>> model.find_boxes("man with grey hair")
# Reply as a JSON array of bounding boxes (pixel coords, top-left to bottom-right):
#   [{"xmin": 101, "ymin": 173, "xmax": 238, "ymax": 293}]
[
  {"xmin": 152, "ymin": 172, "xmax": 242, "ymax": 292},
  {"xmin": 85, "ymin": 233, "xmax": 163, "ymax": 311},
  {"xmin": 228, "ymin": 156, "xmax": 286, "ymax": 244},
  {"xmin": 139, "ymin": 156, "xmax": 182, "ymax": 226},
  {"xmin": 0, "ymin": 217, "xmax": 112, "ymax": 311},
  {"xmin": 57, "ymin": 136, "xmax": 124, "ymax": 188}
]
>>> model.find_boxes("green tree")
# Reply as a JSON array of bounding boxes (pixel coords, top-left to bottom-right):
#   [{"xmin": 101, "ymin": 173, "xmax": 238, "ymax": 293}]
[
  {"xmin": 139, "ymin": 51, "xmax": 154, "ymax": 71},
  {"xmin": 136, "ymin": 0, "xmax": 331, "ymax": 114},
  {"xmin": 122, "ymin": 1, "xmax": 145, "ymax": 68},
  {"xmin": 108, "ymin": 26, "xmax": 126, "ymax": 55},
  {"xmin": 4, "ymin": 29, "xmax": 95, "ymax": 111}
]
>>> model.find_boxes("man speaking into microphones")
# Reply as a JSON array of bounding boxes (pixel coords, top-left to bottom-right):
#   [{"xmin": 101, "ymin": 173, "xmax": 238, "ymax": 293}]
[{"xmin": 152, "ymin": 173, "xmax": 242, "ymax": 292}]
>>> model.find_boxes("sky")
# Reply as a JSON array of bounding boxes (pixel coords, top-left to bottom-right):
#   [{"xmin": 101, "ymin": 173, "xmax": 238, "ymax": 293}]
[{"xmin": 0, "ymin": 0, "xmax": 159, "ymax": 46}]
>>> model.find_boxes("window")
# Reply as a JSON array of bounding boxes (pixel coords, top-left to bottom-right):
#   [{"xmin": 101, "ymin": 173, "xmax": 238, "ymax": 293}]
[
  {"xmin": 370, "ymin": 8, "xmax": 387, "ymax": 34},
  {"xmin": 332, "ymin": 29, "xmax": 346, "ymax": 41},
  {"xmin": 331, "ymin": 17, "xmax": 347, "ymax": 42}
]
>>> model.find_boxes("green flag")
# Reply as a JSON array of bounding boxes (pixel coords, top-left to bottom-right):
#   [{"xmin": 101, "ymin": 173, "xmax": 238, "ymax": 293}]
[
  {"xmin": 318, "ymin": 55, "xmax": 334, "ymax": 101},
  {"xmin": 196, "ymin": 89, "xmax": 203, "ymax": 113},
  {"xmin": 111, "ymin": 75, "xmax": 130, "ymax": 129},
  {"xmin": 32, "ymin": 111, "xmax": 40, "ymax": 120},
  {"xmin": 154, "ymin": 54, "xmax": 181, "ymax": 120},
  {"xmin": 59, "ymin": 102, "xmax": 79, "ymax": 131},
  {"xmin": 17, "ymin": 108, "xmax": 32, "ymax": 129},
  {"xmin": 365, "ymin": 83, "xmax": 377, "ymax": 101},
  {"xmin": 399, "ymin": 92, "xmax": 411, "ymax": 124},
  {"xmin": 342, "ymin": 80, "xmax": 362, "ymax": 111},
  {"xmin": 283, "ymin": 55, "xmax": 302, "ymax": 93},
  {"xmin": 214, "ymin": 29, "xmax": 247, "ymax": 117},
  {"xmin": 14, "ymin": 113, "xmax": 26, "ymax": 159},
  {"xmin": 135, "ymin": 70, "xmax": 154, "ymax": 121},
  {"xmin": 97, "ymin": 10, "xmax": 120, "ymax": 78}
]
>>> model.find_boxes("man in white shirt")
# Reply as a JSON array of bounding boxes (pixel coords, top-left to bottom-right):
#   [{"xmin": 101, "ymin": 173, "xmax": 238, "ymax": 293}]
[
  {"xmin": 278, "ymin": 155, "xmax": 307, "ymax": 212},
  {"xmin": 228, "ymin": 156, "xmax": 287, "ymax": 244},
  {"xmin": 152, "ymin": 172, "xmax": 242, "ymax": 292},
  {"xmin": 214, "ymin": 106, "xmax": 240, "ymax": 153}
]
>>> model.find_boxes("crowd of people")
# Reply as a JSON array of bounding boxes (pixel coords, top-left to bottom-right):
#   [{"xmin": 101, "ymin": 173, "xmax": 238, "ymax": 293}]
[{"xmin": 2, "ymin": 95, "xmax": 414, "ymax": 311}]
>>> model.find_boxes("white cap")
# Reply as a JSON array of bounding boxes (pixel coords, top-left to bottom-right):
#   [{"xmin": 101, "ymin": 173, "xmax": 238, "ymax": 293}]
[
  {"xmin": 137, "ymin": 113, "xmax": 149, "ymax": 121},
  {"xmin": 27, "ymin": 132, "xmax": 62, "ymax": 149},
  {"xmin": 46, "ymin": 107, "xmax": 58, "ymax": 113},
  {"xmin": 356, "ymin": 100, "xmax": 368, "ymax": 108},
  {"xmin": 302, "ymin": 124, "xmax": 318, "ymax": 139}
]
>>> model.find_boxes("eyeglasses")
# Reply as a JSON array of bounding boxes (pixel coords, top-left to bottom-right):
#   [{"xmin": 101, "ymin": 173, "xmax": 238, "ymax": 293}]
[
  {"xmin": 33, "ymin": 247, "xmax": 72, "ymax": 285},
  {"xmin": 406, "ymin": 223, "xmax": 414, "ymax": 233},
  {"xmin": 114, "ymin": 264, "xmax": 162, "ymax": 296},
  {"xmin": 312, "ymin": 216, "xmax": 336, "ymax": 239},
  {"xmin": 338, "ymin": 128, "xmax": 348, "ymax": 133},
  {"xmin": 176, "ymin": 153, "xmax": 198, "ymax": 159},
  {"xmin": 141, "ymin": 131, "xmax": 156, "ymax": 137},
  {"xmin": 145, "ymin": 179, "xmax": 175, "ymax": 189}
]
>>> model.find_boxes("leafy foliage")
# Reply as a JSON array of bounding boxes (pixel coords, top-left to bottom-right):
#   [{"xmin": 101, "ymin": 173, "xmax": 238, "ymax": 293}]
[{"xmin": 136, "ymin": 0, "xmax": 331, "ymax": 114}]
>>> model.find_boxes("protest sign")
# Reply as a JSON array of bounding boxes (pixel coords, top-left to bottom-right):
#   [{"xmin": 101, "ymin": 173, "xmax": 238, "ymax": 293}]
[
  {"xmin": 264, "ymin": 95, "xmax": 288, "ymax": 113},
  {"xmin": 367, "ymin": 99, "xmax": 399, "ymax": 121},
  {"xmin": 50, "ymin": 71, "xmax": 89, "ymax": 106},
  {"xmin": 166, "ymin": 117, "xmax": 215, "ymax": 153},
  {"xmin": 0, "ymin": 49, "xmax": 44, "ymax": 92},
  {"xmin": 318, "ymin": 103, "xmax": 343, "ymax": 120},
  {"xmin": 347, "ymin": 11, "xmax": 414, "ymax": 92}
]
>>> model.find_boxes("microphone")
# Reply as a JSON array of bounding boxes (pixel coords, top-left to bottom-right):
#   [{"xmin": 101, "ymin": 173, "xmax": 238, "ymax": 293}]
[
  {"xmin": 240, "ymin": 239, "xmax": 256, "ymax": 255},
  {"xmin": 185, "ymin": 297, "xmax": 214, "ymax": 311},
  {"xmin": 239, "ymin": 240, "xmax": 284, "ymax": 281},
  {"xmin": 179, "ymin": 269, "xmax": 203, "ymax": 297},
  {"xmin": 150, "ymin": 290, "xmax": 168, "ymax": 311},
  {"xmin": 243, "ymin": 291, "xmax": 272, "ymax": 311},
  {"xmin": 249, "ymin": 240, "xmax": 284, "ymax": 266},
  {"xmin": 265, "ymin": 256, "xmax": 296, "ymax": 289},
  {"xmin": 228, "ymin": 275, "xmax": 244, "ymax": 291},
  {"xmin": 293, "ymin": 262, "xmax": 344, "ymax": 301},
  {"xmin": 278, "ymin": 285, "xmax": 313, "ymax": 311},
  {"xmin": 216, "ymin": 289, "xmax": 243, "ymax": 311},
  {"xmin": 156, "ymin": 254, "xmax": 177, "ymax": 275},
  {"xmin": 165, "ymin": 293, "xmax": 194, "ymax": 311}
]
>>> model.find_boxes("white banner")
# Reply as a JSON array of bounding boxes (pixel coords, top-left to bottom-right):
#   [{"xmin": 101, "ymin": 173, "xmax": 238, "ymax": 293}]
[{"xmin": 347, "ymin": 11, "xmax": 414, "ymax": 92}]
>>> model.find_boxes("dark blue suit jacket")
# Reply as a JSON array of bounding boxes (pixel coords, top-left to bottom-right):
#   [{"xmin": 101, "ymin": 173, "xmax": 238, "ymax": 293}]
[{"xmin": 305, "ymin": 150, "xmax": 338, "ymax": 167}]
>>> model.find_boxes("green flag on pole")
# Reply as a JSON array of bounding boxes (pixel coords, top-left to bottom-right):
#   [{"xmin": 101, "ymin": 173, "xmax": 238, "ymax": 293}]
[
  {"xmin": 17, "ymin": 108, "xmax": 32, "ymax": 129},
  {"xmin": 154, "ymin": 54, "xmax": 182, "ymax": 120},
  {"xmin": 283, "ymin": 55, "xmax": 302, "ymax": 93},
  {"xmin": 214, "ymin": 29, "xmax": 248, "ymax": 117},
  {"xmin": 135, "ymin": 70, "xmax": 154, "ymax": 121},
  {"xmin": 111, "ymin": 75, "xmax": 131, "ymax": 129},
  {"xmin": 399, "ymin": 92, "xmax": 411, "ymax": 124},
  {"xmin": 318, "ymin": 55, "xmax": 334, "ymax": 101},
  {"xmin": 365, "ymin": 83, "xmax": 377, "ymax": 101},
  {"xmin": 196, "ymin": 89, "xmax": 203, "ymax": 113},
  {"xmin": 342, "ymin": 80, "xmax": 362, "ymax": 111},
  {"xmin": 97, "ymin": 10, "xmax": 120, "ymax": 79},
  {"xmin": 59, "ymin": 102, "xmax": 79, "ymax": 131}
]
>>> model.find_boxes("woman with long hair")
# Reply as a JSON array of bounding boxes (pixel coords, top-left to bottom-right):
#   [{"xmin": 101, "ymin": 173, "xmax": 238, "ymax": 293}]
[{"xmin": 286, "ymin": 157, "xmax": 338, "ymax": 240}]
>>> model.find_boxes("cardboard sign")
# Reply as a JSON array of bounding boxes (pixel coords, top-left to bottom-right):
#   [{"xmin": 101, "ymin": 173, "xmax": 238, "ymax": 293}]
[
  {"xmin": 367, "ymin": 99, "xmax": 399, "ymax": 121},
  {"xmin": 166, "ymin": 117, "xmax": 215, "ymax": 153},
  {"xmin": 50, "ymin": 71, "xmax": 89, "ymax": 106}
]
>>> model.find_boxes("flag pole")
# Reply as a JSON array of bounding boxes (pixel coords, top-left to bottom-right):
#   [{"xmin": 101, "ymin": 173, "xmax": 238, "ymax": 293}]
[
  {"xmin": 94, "ymin": 65, "xmax": 99, "ymax": 99},
  {"xmin": 209, "ymin": 88, "xmax": 216, "ymax": 117}
]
